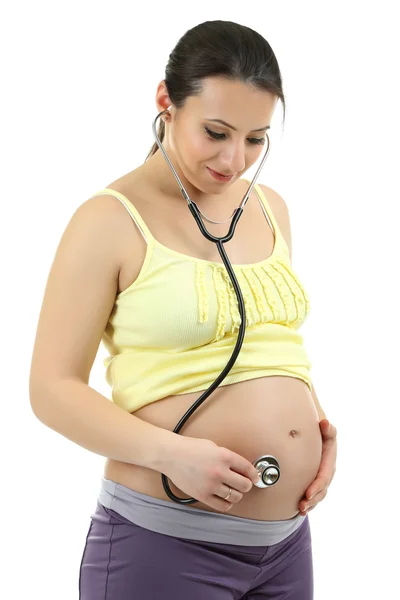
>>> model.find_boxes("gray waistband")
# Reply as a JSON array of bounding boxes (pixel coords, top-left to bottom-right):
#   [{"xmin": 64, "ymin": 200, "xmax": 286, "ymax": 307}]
[{"xmin": 97, "ymin": 477, "xmax": 306, "ymax": 546}]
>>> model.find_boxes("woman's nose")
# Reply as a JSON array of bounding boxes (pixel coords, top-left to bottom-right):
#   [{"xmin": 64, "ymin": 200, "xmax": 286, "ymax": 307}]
[{"xmin": 221, "ymin": 143, "xmax": 246, "ymax": 173}]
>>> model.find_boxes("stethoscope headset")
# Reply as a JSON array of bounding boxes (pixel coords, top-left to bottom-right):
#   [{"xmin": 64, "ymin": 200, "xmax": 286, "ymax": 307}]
[{"xmin": 152, "ymin": 107, "xmax": 281, "ymax": 505}]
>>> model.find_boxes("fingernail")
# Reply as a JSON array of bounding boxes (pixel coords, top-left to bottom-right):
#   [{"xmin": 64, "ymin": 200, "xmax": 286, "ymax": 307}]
[{"xmin": 304, "ymin": 505, "xmax": 309, "ymax": 511}]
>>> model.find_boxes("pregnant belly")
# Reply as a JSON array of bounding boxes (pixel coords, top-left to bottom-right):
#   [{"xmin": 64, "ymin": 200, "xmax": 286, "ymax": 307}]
[{"xmin": 103, "ymin": 375, "xmax": 323, "ymax": 521}]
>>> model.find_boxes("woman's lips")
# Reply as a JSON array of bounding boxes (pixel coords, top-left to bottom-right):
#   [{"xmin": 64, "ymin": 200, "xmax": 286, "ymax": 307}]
[{"xmin": 207, "ymin": 167, "xmax": 234, "ymax": 182}]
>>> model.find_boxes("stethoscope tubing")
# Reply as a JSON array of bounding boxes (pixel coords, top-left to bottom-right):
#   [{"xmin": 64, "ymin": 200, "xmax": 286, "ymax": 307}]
[{"xmin": 151, "ymin": 109, "xmax": 273, "ymax": 504}]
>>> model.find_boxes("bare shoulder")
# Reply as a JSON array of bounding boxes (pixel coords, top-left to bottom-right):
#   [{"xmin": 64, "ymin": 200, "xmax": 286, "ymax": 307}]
[
  {"xmin": 257, "ymin": 184, "xmax": 292, "ymax": 261},
  {"xmin": 88, "ymin": 184, "xmax": 148, "ymax": 248},
  {"xmin": 257, "ymin": 183, "xmax": 289, "ymax": 215},
  {"xmin": 78, "ymin": 192, "xmax": 141, "ymax": 266},
  {"xmin": 29, "ymin": 193, "xmax": 138, "ymax": 393}
]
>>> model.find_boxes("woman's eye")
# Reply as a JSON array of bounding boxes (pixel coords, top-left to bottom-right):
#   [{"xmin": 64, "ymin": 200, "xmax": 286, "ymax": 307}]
[
  {"xmin": 204, "ymin": 126, "xmax": 226, "ymax": 140},
  {"xmin": 204, "ymin": 126, "xmax": 265, "ymax": 146}
]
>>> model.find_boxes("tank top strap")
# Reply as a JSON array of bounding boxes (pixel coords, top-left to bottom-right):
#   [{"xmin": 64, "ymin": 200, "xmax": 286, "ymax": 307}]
[
  {"xmin": 243, "ymin": 180, "xmax": 286, "ymax": 247},
  {"xmin": 89, "ymin": 188, "xmax": 154, "ymax": 245}
]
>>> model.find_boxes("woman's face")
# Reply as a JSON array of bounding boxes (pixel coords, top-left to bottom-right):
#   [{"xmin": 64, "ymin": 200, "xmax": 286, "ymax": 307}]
[{"xmin": 156, "ymin": 76, "xmax": 278, "ymax": 191}]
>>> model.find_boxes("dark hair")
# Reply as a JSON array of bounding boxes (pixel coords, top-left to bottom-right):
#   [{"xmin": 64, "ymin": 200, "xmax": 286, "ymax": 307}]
[{"xmin": 145, "ymin": 20, "xmax": 286, "ymax": 161}]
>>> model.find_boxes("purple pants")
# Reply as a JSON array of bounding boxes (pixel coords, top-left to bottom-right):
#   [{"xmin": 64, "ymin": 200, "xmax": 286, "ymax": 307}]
[{"xmin": 79, "ymin": 500, "xmax": 313, "ymax": 599}]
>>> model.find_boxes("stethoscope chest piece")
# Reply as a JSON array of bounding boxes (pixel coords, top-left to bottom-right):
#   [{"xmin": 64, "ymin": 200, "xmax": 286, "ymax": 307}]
[{"xmin": 252, "ymin": 454, "xmax": 281, "ymax": 488}]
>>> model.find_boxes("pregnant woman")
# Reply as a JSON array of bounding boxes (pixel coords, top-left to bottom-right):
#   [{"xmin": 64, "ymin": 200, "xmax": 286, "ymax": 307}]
[{"xmin": 29, "ymin": 19, "xmax": 337, "ymax": 600}]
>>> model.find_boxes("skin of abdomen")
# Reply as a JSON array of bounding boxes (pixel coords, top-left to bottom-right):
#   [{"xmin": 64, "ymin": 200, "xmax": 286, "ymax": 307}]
[{"xmin": 103, "ymin": 375, "xmax": 323, "ymax": 521}]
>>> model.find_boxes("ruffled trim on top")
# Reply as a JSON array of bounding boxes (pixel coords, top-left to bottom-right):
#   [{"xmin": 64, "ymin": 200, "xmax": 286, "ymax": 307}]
[
  {"xmin": 196, "ymin": 262, "xmax": 208, "ymax": 323},
  {"xmin": 278, "ymin": 260, "xmax": 311, "ymax": 328},
  {"xmin": 235, "ymin": 269, "xmax": 257, "ymax": 328},
  {"xmin": 195, "ymin": 255, "xmax": 310, "ymax": 340},
  {"xmin": 212, "ymin": 266, "xmax": 229, "ymax": 341},
  {"xmin": 221, "ymin": 268, "xmax": 242, "ymax": 334},
  {"xmin": 265, "ymin": 263, "xmax": 292, "ymax": 319}
]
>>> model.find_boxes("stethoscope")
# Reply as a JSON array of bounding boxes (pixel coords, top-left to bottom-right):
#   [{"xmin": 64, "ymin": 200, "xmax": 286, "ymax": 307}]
[{"xmin": 152, "ymin": 107, "xmax": 281, "ymax": 504}]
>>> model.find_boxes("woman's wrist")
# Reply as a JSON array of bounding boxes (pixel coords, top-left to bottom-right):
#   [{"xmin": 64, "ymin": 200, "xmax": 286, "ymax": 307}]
[{"xmin": 151, "ymin": 427, "xmax": 185, "ymax": 473}]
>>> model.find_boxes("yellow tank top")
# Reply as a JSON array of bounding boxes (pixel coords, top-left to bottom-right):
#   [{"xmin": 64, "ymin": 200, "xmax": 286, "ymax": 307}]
[{"xmin": 90, "ymin": 180, "xmax": 312, "ymax": 412}]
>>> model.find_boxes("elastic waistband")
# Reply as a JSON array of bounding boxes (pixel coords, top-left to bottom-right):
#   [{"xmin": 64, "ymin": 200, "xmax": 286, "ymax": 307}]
[{"xmin": 97, "ymin": 477, "xmax": 306, "ymax": 546}]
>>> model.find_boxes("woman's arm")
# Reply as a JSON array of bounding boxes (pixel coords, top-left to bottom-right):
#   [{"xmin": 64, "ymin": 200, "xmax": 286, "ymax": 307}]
[
  {"xmin": 29, "ymin": 194, "xmax": 181, "ymax": 472},
  {"xmin": 30, "ymin": 376, "xmax": 180, "ymax": 471}
]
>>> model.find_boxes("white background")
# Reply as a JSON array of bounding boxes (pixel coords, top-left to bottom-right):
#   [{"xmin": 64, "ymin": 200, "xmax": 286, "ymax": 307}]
[{"xmin": 2, "ymin": 1, "xmax": 399, "ymax": 598}]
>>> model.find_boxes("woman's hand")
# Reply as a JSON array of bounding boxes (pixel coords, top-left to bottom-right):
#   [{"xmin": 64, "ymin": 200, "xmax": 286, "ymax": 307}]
[
  {"xmin": 299, "ymin": 419, "xmax": 337, "ymax": 515},
  {"xmin": 161, "ymin": 435, "xmax": 260, "ymax": 513}
]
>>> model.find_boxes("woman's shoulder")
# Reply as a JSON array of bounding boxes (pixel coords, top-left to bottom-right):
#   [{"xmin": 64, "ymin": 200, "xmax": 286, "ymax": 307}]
[
  {"xmin": 257, "ymin": 183, "xmax": 292, "ymax": 262},
  {"xmin": 257, "ymin": 183, "xmax": 287, "ymax": 213}
]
